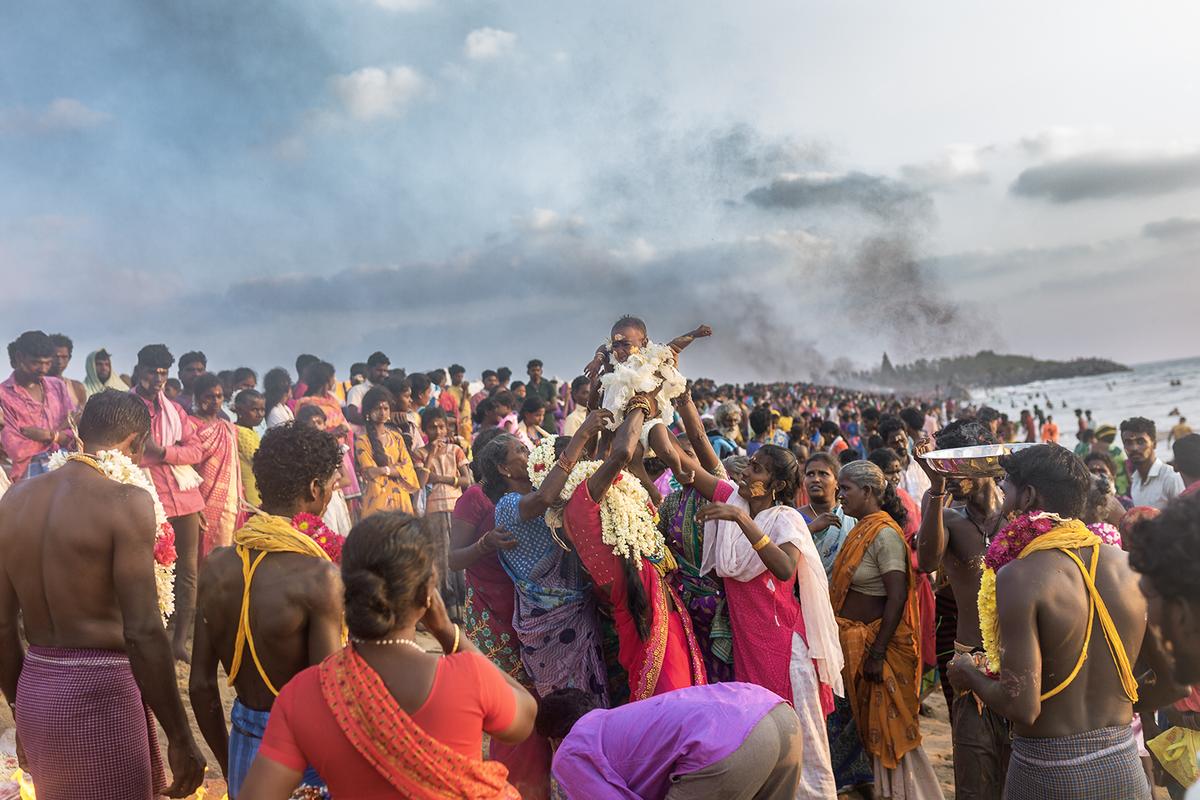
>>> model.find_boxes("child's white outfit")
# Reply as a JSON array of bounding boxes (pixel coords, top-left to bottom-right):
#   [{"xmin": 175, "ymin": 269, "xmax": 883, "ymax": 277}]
[{"xmin": 599, "ymin": 341, "xmax": 687, "ymax": 448}]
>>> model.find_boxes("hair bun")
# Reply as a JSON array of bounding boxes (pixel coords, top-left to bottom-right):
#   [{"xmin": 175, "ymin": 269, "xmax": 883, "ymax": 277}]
[{"xmin": 342, "ymin": 568, "xmax": 396, "ymax": 640}]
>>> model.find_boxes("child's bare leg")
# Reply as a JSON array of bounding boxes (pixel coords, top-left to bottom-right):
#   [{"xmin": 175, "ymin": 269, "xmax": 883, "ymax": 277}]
[{"xmin": 648, "ymin": 423, "xmax": 693, "ymax": 484}]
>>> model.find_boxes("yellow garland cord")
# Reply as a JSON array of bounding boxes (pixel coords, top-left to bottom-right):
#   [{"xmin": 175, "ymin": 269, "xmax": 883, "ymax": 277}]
[
  {"xmin": 977, "ymin": 521, "xmax": 1138, "ymax": 703},
  {"xmin": 1037, "ymin": 544, "xmax": 1138, "ymax": 703},
  {"xmin": 228, "ymin": 548, "xmax": 280, "ymax": 695}
]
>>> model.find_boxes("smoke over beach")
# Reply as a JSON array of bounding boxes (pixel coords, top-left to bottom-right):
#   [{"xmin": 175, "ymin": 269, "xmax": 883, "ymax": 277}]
[{"xmin": 3, "ymin": 0, "xmax": 1198, "ymax": 378}]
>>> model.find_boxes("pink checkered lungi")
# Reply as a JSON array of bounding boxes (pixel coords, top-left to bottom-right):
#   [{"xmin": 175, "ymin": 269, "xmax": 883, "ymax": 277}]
[{"xmin": 15, "ymin": 646, "xmax": 166, "ymax": 800}]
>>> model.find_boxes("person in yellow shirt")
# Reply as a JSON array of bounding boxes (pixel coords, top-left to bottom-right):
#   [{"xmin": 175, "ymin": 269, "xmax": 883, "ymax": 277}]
[{"xmin": 234, "ymin": 389, "xmax": 266, "ymax": 507}]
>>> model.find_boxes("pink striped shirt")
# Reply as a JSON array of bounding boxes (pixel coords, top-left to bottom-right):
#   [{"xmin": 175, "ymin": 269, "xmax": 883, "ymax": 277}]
[{"xmin": 0, "ymin": 374, "xmax": 75, "ymax": 481}]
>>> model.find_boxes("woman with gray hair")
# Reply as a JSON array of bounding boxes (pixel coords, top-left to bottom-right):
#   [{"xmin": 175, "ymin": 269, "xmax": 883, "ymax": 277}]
[{"xmin": 830, "ymin": 460, "xmax": 944, "ymax": 798}]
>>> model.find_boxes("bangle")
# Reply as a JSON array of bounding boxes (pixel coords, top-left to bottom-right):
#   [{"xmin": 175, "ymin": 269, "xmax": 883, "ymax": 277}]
[
  {"xmin": 626, "ymin": 396, "xmax": 655, "ymax": 418},
  {"xmin": 450, "ymin": 624, "xmax": 461, "ymax": 655},
  {"xmin": 556, "ymin": 455, "xmax": 577, "ymax": 474},
  {"xmin": 752, "ymin": 534, "xmax": 771, "ymax": 551}
]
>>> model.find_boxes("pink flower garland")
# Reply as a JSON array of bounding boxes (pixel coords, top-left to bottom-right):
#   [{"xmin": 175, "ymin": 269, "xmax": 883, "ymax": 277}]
[
  {"xmin": 292, "ymin": 512, "xmax": 343, "ymax": 563},
  {"xmin": 983, "ymin": 511, "xmax": 1060, "ymax": 572}
]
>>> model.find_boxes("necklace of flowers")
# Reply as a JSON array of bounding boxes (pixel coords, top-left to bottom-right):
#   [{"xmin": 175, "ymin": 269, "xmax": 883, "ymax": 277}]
[
  {"xmin": 526, "ymin": 440, "xmax": 665, "ymax": 563},
  {"xmin": 291, "ymin": 512, "xmax": 343, "ymax": 563},
  {"xmin": 48, "ymin": 449, "xmax": 177, "ymax": 624}
]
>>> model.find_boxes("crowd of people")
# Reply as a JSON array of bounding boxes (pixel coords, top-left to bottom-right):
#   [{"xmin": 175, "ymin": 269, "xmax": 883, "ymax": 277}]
[{"xmin": 0, "ymin": 323, "xmax": 1198, "ymax": 800}]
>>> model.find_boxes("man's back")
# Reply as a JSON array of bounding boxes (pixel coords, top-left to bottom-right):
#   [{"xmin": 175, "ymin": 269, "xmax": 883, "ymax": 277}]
[
  {"xmin": 195, "ymin": 545, "xmax": 340, "ymax": 710},
  {"xmin": 0, "ymin": 464, "xmax": 151, "ymax": 648},
  {"xmin": 1010, "ymin": 543, "xmax": 1145, "ymax": 737}
]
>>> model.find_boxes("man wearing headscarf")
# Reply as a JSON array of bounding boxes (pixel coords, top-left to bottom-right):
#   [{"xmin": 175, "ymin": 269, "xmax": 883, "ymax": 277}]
[{"xmin": 84, "ymin": 349, "xmax": 130, "ymax": 398}]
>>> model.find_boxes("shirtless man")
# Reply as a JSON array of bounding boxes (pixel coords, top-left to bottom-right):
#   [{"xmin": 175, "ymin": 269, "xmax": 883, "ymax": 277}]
[
  {"xmin": 914, "ymin": 421, "xmax": 1008, "ymax": 800},
  {"xmin": 47, "ymin": 333, "xmax": 88, "ymax": 408},
  {"xmin": 0, "ymin": 390, "xmax": 205, "ymax": 799},
  {"xmin": 190, "ymin": 421, "xmax": 345, "ymax": 798},
  {"xmin": 947, "ymin": 445, "xmax": 1169, "ymax": 800}
]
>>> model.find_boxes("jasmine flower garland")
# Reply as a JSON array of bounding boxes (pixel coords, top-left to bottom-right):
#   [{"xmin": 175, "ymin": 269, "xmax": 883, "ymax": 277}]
[{"xmin": 526, "ymin": 440, "xmax": 666, "ymax": 563}]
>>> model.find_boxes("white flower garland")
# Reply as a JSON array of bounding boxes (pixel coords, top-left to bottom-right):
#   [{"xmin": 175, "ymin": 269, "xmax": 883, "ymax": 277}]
[
  {"xmin": 527, "ymin": 440, "xmax": 665, "ymax": 563},
  {"xmin": 598, "ymin": 341, "xmax": 686, "ymax": 432},
  {"xmin": 48, "ymin": 449, "xmax": 177, "ymax": 624}
]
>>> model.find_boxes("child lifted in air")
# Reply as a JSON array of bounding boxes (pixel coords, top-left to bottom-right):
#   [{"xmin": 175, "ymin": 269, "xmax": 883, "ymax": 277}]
[{"xmin": 587, "ymin": 315, "xmax": 711, "ymax": 484}]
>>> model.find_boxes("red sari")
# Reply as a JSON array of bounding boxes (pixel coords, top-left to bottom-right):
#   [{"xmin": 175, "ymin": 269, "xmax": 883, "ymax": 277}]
[{"xmin": 562, "ymin": 480, "xmax": 706, "ymax": 699}]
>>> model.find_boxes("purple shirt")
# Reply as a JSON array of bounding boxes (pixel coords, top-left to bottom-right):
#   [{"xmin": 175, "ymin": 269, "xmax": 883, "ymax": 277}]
[
  {"xmin": 552, "ymin": 682, "xmax": 784, "ymax": 799},
  {"xmin": 0, "ymin": 374, "xmax": 75, "ymax": 481}
]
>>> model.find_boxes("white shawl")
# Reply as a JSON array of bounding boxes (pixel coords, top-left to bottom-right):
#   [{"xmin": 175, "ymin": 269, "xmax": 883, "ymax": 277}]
[{"xmin": 701, "ymin": 482, "xmax": 845, "ymax": 696}]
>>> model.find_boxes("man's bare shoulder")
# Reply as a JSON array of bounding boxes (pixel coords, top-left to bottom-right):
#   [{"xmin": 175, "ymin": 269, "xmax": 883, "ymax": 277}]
[
  {"xmin": 995, "ymin": 555, "xmax": 1047, "ymax": 597},
  {"xmin": 281, "ymin": 556, "xmax": 342, "ymax": 611}
]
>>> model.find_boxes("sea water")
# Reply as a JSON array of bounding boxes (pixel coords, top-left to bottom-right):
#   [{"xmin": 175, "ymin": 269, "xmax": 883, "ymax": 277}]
[{"xmin": 970, "ymin": 355, "xmax": 1200, "ymax": 460}]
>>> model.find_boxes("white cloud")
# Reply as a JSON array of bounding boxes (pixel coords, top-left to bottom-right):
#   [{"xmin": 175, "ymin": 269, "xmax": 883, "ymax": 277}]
[
  {"xmin": 331, "ymin": 66, "xmax": 424, "ymax": 121},
  {"xmin": 900, "ymin": 144, "xmax": 990, "ymax": 188},
  {"xmin": 0, "ymin": 98, "xmax": 111, "ymax": 135},
  {"xmin": 369, "ymin": 0, "xmax": 431, "ymax": 9},
  {"xmin": 515, "ymin": 208, "xmax": 584, "ymax": 233},
  {"xmin": 464, "ymin": 28, "xmax": 517, "ymax": 61}
]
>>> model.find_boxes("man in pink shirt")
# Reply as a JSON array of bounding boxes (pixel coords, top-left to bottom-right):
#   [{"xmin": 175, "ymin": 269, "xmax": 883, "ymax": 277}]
[
  {"xmin": 1, "ymin": 330, "xmax": 76, "ymax": 481},
  {"xmin": 132, "ymin": 344, "xmax": 206, "ymax": 662}
]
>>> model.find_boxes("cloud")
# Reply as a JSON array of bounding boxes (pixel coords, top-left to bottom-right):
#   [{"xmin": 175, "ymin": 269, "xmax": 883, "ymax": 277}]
[
  {"xmin": 464, "ymin": 28, "xmax": 517, "ymax": 61},
  {"xmin": 369, "ymin": 0, "xmax": 431, "ymax": 10},
  {"xmin": 0, "ymin": 98, "xmax": 111, "ymax": 135},
  {"xmin": 900, "ymin": 144, "xmax": 990, "ymax": 189},
  {"xmin": 744, "ymin": 171, "xmax": 930, "ymax": 218},
  {"xmin": 1142, "ymin": 216, "xmax": 1200, "ymax": 241},
  {"xmin": 1011, "ymin": 150, "xmax": 1200, "ymax": 203},
  {"xmin": 514, "ymin": 208, "xmax": 585, "ymax": 234},
  {"xmin": 330, "ymin": 66, "xmax": 425, "ymax": 121}
]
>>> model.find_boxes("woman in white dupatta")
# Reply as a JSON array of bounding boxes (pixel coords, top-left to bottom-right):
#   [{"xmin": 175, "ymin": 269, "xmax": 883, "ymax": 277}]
[{"xmin": 686, "ymin": 444, "xmax": 843, "ymax": 799}]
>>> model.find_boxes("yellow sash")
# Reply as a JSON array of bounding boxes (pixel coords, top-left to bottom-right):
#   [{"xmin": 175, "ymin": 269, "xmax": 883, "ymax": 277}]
[
  {"xmin": 227, "ymin": 514, "xmax": 331, "ymax": 694},
  {"xmin": 1016, "ymin": 523, "xmax": 1138, "ymax": 703}
]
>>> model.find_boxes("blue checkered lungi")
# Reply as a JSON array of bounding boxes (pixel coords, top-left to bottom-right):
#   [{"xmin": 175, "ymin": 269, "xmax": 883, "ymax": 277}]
[
  {"xmin": 228, "ymin": 699, "xmax": 325, "ymax": 798},
  {"xmin": 1005, "ymin": 724, "xmax": 1150, "ymax": 800}
]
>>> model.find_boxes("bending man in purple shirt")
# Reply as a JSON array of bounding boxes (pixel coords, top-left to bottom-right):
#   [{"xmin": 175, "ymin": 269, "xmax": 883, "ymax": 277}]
[{"xmin": 538, "ymin": 682, "xmax": 803, "ymax": 800}]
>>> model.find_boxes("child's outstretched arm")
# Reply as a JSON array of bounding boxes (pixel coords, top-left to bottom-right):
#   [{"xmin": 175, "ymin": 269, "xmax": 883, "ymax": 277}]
[{"xmin": 667, "ymin": 324, "xmax": 712, "ymax": 356}]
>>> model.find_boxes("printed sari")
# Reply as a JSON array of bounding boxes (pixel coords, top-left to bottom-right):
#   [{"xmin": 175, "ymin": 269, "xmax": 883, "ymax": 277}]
[{"xmin": 494, "ymin": 493, "xmax": 609, "ymax": 708}]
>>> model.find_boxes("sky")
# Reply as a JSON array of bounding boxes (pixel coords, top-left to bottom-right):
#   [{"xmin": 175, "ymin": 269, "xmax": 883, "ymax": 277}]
[{"xmin": 3, "ymin": 0, "xmax": 1199, "ymax": 383}]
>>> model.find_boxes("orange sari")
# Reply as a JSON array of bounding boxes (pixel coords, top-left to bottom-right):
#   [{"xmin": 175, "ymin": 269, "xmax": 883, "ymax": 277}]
[
  {"xmin": 829, "ymin": 512, "xmax": 923, "ymax": 770},
  {"xmin": 319, "ymin": 647, "xmax": 520, "ymax": 799}
]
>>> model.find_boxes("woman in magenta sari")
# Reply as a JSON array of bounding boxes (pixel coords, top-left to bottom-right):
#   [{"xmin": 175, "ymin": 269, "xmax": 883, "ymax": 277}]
[
  {"xmin": 449, "ymin": 428, "xmax": 552, "ymax": 800},
  {"xmin": 687, "ymin": 444, "xmax": 843, "ymax": 799}
]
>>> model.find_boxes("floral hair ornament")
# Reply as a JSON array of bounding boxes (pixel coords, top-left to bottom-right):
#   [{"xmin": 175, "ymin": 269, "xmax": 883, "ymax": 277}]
[{"xmin": 527, "ymin": 440, "xmax": 558, "ymax": 489}]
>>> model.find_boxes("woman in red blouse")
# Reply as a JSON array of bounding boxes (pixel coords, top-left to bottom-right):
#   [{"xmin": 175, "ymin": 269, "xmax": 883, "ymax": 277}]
[{"xmin": 239, "ymin": 512, "xmax": 537, "ymax": 798}]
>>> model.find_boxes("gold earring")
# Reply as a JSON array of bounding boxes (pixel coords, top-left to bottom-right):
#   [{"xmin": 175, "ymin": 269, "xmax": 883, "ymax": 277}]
[{"xmin": 426, "ymin": 595, "xmax": 432, "ymax": 609}]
